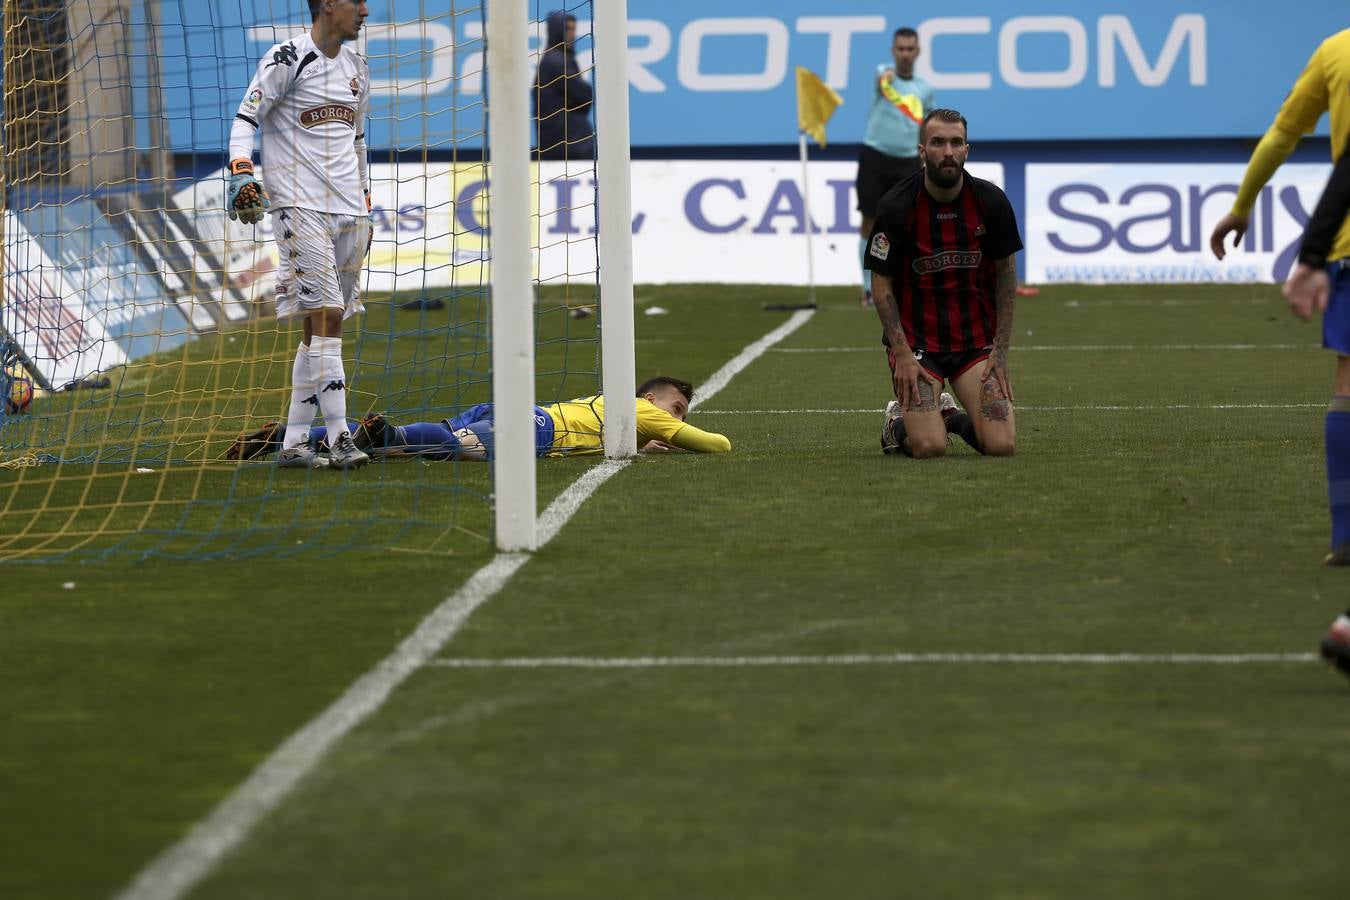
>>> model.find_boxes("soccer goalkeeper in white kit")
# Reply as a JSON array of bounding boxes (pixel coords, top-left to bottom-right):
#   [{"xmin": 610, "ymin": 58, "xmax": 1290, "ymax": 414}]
[{"xmin": 227, "ymin": 0, "xmax": 372, "ymax": 469}]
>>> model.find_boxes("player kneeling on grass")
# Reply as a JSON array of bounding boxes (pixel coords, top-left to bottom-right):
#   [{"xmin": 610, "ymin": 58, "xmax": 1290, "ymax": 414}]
[
  {"xmin": 228, "ymin": 0, "xmax": 374, "ymax": 471},
  {"xmin": 864, "ymin": 108, "xmax": 1023, "ymax": 459},
  {"xmin": 227, "ymin": 376, "xmax": 731, "ymax": 462}
]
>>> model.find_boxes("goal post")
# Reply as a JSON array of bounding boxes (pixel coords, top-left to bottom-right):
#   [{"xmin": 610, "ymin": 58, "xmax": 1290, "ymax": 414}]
[
  {"xmin": 490, "ymin": 0, "xmax": 636, "ymax": 551},
  {"xmin": 487, "ymin": 0, "xmax": 536, "ymax": 552},
  {"xmin": 594, "ymin": 0, "xmax": 636, "ymax": 460}
]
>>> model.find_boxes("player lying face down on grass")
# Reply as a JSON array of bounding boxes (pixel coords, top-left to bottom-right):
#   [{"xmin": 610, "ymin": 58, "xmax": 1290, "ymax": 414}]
[
  {"xmin": 863, "ymin": 107, "xmax": 1023, "ymax": 459},
  {"xmin": 226, "ymin": 376, "xmax": 732, "ymax": 462}
]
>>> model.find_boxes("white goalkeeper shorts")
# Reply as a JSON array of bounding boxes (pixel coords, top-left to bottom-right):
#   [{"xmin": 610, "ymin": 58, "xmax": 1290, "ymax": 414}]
[{"xmin": 272, "ymin": 206, "xmax": 370, "ymax": 322}]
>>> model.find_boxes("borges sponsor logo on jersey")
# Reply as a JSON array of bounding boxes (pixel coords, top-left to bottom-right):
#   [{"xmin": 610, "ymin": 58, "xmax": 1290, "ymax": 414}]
[
  {"xmin": 913, "ymin": 251, "xmax": 981, "ymax": 274},
  {"xmin": 298, "ymin": 104, "xmax": 356, "ymax": 129}
]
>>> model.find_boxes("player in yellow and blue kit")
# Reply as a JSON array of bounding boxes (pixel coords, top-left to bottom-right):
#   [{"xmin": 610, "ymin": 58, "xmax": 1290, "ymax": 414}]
[
  {"xmin": 856, "ymin": 27, "xmax": 933, "ymax": 307},
  {"xmin": 1209, "ymin": 27, "xmax": 1350, "ymax": 566},
  {"xmin": 1208, "ymin": 28, "xmax": 1350, "ymax": 677},
  {"xmin": 1284, "ymin": 128, "xmax": 1350, "ymax": 678},
  {"xmin": 226, "ymin": 376, "xmax": 731, "ymax": 461}
]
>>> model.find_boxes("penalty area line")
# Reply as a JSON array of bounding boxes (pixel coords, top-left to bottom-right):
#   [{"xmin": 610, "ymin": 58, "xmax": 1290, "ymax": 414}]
[
  {"xmin": 429, "ymin": 652, "xmax": 1319, "ymax": 669},
  {"xmin": 114, "ymin": 308, "xmax": 816, "ymax": 900}
]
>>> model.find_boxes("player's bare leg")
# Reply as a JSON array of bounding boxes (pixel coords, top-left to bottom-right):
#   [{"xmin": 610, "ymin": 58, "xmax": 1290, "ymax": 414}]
[
  {"xmin": 950, "ymin": 362, "xmax": 1016, "ymax": 456},
  {"xmin": 888, "ymin": 378, "xmax": 948, "ymax": 458}
]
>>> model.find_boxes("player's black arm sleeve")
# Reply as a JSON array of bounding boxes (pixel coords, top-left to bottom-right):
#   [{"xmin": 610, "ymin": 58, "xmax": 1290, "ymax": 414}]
[{"xmin": 1299, "ymin": 152, "xmax": 1350, "ymax": 267}]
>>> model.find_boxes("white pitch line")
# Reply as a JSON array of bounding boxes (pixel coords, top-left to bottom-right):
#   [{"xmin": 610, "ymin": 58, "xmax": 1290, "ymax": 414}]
[
  {"xmin": 692, "ymin": 308, "xmax": 814, "ymax": 408},
  {"xmin": 429, "ymin": 652, "xmax": 1318, "ymax": 669},
  {"xmin": 115, "ymin": 307, "xmax": 817, "ymax": 900},
  {"xmin": 694, "ymin": 403, "xmax": 1324, "ymax": 415},
  {"xmin": 772, "ymin": 343, "xmax": 1317, "ymax": 353}
]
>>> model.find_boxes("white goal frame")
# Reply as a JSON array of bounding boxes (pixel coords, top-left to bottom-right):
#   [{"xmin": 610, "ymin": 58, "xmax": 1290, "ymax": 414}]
[{"xmin": 488, "ymin": 0, "xmax": 635, "ymax": 552}]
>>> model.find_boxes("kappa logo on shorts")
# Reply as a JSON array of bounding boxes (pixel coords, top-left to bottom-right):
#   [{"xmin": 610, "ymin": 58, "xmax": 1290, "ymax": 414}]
[
  {"xmin": 870, "ymin": 233, "xmax": 890, "ymax": 261},
  {"xmin": 322, "ymin": 379, "xmax": 346, "ymax": 393}
]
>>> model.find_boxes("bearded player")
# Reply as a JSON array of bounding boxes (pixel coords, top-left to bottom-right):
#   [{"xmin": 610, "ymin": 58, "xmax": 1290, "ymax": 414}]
[
  {"xmin": 227, "ymin": 0, "xmax": 373, "ymax": 469},
  {"xmin": 864, "ymin": 108, "xmax": 1023, "ymax": 459}
]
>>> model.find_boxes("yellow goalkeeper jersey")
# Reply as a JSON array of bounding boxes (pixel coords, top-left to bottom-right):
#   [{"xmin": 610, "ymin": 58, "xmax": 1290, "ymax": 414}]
[
  {"xmin": 545, "ymin": 395, "xmax": 731, "ymax": 455},
  {"xmin": 1234, "ymin": 28, "xmax": 1350, "ymax": 260}
]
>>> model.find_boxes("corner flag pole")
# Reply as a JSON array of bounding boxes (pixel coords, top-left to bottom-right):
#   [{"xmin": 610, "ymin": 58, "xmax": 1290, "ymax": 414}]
[{"xmin": 793, "ymin": 68, "xmax": 841, "ymax": 309}]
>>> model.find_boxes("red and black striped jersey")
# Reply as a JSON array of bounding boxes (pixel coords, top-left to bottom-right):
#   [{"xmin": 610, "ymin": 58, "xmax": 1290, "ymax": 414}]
[{"xmin": 863, "ymin": 171, "xmax": 1022, "ymax": 352}]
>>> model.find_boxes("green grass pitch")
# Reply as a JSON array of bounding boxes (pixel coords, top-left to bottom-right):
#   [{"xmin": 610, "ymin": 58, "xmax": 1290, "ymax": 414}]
[{"xmin": 3, "ymin": 283, "xmax": 1350, "ymax": 899}]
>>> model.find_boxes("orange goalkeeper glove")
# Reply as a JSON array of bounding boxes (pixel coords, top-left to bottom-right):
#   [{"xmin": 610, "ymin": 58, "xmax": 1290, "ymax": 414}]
[{"xmin": 227, "ymin": 159, "xmax": 270, "ymax": 224}]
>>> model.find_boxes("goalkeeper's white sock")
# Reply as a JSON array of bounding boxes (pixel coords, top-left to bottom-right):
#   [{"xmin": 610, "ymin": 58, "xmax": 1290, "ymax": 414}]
[
  {"xmin": 281, "ymin": 342, "xmax": 317, "ymax": 451},
  {"xmin": 310, "ymin": 335, "xmax": 351, "ymax": 442}
]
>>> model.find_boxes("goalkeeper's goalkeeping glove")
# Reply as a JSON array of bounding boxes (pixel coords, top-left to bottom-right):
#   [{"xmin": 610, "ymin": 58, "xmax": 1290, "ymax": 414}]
[{"xmin": 227, "ymin": 159, "xmax": 270, "ymax": 224}]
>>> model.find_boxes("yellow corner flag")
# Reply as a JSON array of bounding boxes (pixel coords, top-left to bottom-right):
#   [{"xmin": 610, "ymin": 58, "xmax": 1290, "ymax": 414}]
[{"xmin": 796, "ymin": 66, "xmax": 843, "ymax": 147}]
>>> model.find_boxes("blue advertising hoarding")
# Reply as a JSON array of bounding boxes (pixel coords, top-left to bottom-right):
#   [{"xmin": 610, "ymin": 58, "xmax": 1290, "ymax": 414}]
[
  {"xmin": 155, "ymin": 0, "xmax": 1339, "ymax": 151},
  {"xmin": 155, "ymin": 0, "xmax": 1344, "ymax": 152},
  {"xmin": 627, "ymin": 0, "xmax": 1342, "ymax": 144}
]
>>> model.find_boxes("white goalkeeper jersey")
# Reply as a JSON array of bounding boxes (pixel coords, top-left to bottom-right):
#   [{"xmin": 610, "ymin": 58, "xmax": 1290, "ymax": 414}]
[{"xmin": 229, "ymin": 32, "xmax": 369, "ymax": 216}]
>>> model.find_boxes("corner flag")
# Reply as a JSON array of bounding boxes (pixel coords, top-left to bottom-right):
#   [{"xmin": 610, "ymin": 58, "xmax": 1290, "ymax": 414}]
[{"xmin": 795, "ymin": 67, "xmax": 843, "ymax": 147}]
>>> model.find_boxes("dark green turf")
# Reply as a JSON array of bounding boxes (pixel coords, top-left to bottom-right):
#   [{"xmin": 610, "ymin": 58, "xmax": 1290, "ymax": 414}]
[{"xmin": 5, "ymin": 284, "xmax": 1349, "ymax": 900}]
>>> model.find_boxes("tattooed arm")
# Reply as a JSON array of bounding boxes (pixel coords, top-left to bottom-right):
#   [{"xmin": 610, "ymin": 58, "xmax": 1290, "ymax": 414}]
[
  {"xmin": 980, "ymin": 255, "xmax": 1018, "ymax": 415},
  {"xmin": 872, "ymin": 271, "xmax": 937, "ymax": 410}
]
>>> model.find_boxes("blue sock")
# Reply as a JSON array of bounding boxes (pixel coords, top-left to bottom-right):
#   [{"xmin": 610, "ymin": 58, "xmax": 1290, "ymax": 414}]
[
  {"xmin": 306, "ymin": 421, "xmax": 358, "ymax": 449},
  {"xmin": 1326, "ymin": 399, "xmax": 1350, "ymax": 549},
  {"xmin": 402, "ymin": 421, "xmax": 462, "ymax": 460}
]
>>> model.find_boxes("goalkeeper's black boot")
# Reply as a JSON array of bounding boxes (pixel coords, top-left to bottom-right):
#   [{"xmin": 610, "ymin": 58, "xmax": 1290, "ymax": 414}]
[
  {"xmin": 1321, "ymin": 614, "xmax": 1350, "ymax": 679},
  {"xmin": 226, "ymin": 422, "xmax": 281, "ymax": 460},
  {"xmin": 353, "ymin": 413, "xmax": 391, "ymax": 453}
]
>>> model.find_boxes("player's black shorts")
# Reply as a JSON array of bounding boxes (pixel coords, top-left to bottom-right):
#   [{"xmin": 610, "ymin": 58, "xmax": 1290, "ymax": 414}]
[
  {"xmin": 856, "ymin": 145, "xmax": 922, "ymax": 217},
  {"xmin": 886, "ymin": 342, "xmax": 991, "ymax": 383}
]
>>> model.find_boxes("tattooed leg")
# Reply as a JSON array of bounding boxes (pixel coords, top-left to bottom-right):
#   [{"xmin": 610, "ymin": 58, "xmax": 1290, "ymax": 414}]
[
  {"xmin": 952, "ymin": 363, "xmax": 1016, "ymax": 457},
  {"xmin": 912, "ymin": 378, "xmax": 938, "ymax": 413},
  {"xmin": 979, "ymin": 372, "xmax": 1013, "ymax": 422},
  {"xmin": 898, "ymin": 376, "xmax": 948, "ymax": 458}
]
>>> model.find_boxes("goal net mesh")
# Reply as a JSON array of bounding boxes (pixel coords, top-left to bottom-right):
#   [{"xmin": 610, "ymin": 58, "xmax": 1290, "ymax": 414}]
[{"xmin": 0, "ymin": 0, "xmax": 601, "ymax": 561}]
